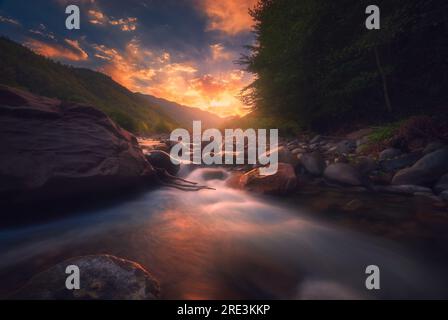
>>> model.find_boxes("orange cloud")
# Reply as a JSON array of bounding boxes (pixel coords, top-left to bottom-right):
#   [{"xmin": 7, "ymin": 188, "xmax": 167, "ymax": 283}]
[
  {"xmin": 93, "ymin": 40, "xmax": 158, "ymax": 92},
  {"xmin": 88, "ymin": 9, "xmax": 137, "ymax": 31},
  {"xmin": 210, "ymin": 43, "xmax": 232, "ymax": 61},
  {"xmin": 92, "ymin": 39, "xmax": 252, "ymax": 117},
  {"xmin": 26, "ymin": 39, "xmax": 88, "ymax": 61},
  {"xmin": 200, "ymin": 0, "xmax": 257, "ymax": 34}
]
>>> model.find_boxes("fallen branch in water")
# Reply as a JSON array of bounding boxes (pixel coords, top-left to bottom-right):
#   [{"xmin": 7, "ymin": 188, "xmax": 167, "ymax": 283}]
[
  {"xmin": 160, "ymin": 182, "xmax": 215, "ymax": 191},
  {"xmin": 154, "ymin": 168, "xmax": 214, "ymax": 191}
]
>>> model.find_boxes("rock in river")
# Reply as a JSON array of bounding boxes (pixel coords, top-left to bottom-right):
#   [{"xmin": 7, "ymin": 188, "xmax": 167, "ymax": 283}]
[
  {"xmin": 145, "ymin": 150, "xmax": 180, "ymax": 176},
  {"xmin": 0, "ymin": 86, "xmax": 155, "ymax": 207},
  {"xmin": 392, "ymin": 148, "xmax": 448, "ymax": 186},
  {"xmin": 379, "ymin": 148, "xmax": 402, "ymax": 161},
  {"xmin": 300, "ymin": 152, "xmax": 326, "ymax": 176},
  {"xmin": 434, "ymin": 173, "xmax": 448, "ymax": 194},
  {"xmin": 239, "ymin": 163, "xmax": 297, "ymax": 195},
  {"xmin": 11, "ymin": 255, "xmax": 160, "ymax": 300},
  {"xmin": 323, "ymin": 163, "xmax": 362, "ymax": 186}
]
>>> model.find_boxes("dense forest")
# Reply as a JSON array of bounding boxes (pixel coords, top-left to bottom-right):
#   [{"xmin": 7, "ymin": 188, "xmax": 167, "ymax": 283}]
[
  {"xmin": 240, "ymin": 0, "xmax": 448, "ymax": 133},
  {"xmin": 0, "ymin": 37, "xmax": 179, "ymax": 134}
]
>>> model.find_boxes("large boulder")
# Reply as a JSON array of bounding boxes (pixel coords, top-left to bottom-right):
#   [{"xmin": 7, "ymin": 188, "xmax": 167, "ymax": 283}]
[
  {"xmin": 0, "ymin": 86, "xmax": 155, "ymax": 207},
  {"xmin": 323, "ymin": 163, "xmax": 363, "ymax": 186},
  {"xmin": 239, "ymin": 163, "xmax": 297, "ymax": 195},
  {"xmin": 392, "ymin": 148, "xmax": 448, "ymax": 186},
  {"xmin": 11, "ymin": 255, "xmax": 160, "ymax": 300},
  {"xmin": 379, "ymin": 152, "xmax": 421, "ymax": 172},
  {"xmin": 423, "ymin": 142, "xmax": 445, "ymax": 155},
  {"xmin": 434, "ymin": 173, "xmax": 448, "ymax": 194},
  {"xmin": 300, "ymin": 152, "xmax": 326, "ymax": 176}
]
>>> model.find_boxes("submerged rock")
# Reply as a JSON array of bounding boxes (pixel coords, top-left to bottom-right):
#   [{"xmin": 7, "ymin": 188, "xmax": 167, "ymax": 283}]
[
  {"xmin": 423, "ymin": 142, "xmax": 445, "ymax": 155},
  {"xmin": 355, "ymin": 156, "xmax": 377, "ymax": 175},
  {"xmin": 11, "ymin": 255, "xmax": 160, "ymax": 300},
  {"xmin": 199, "ymin": 168, "xmax": 228, "ymax": 181},
  {"xmin": 239, "ymin": 163, "xmax": 297, "ymax": 195},
  {"xmin": 0, "ymin": 86, "xmax": 155, "ymax": 207}
]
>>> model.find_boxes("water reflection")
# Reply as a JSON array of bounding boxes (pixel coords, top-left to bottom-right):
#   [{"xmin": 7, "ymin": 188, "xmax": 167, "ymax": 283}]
[{"xmin": 0, "ymin": 167, "xmax": 446, "ymax": 299}]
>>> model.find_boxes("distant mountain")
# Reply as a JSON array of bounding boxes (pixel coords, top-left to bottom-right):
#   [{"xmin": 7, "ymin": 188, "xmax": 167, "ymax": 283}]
[
  {"xmin": 0, "ymin": 37, "xmax": 222, "ymax": 134},
  {"xmin": 137, "ymin": 93, "xmax": 223, "ymax": 129}
]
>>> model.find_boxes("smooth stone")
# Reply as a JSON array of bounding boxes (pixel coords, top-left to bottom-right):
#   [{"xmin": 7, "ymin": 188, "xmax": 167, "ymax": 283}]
[
  {"xmin": 356, "ymin": 156, "xmax": 377, "ymax": 175},
  {"xmin": 323, "ymin": 163, "xmax": 362, "ymax": 186},
  {"xmin": 423, "ymin": 142, "xmax": 445, "ymax": 155},
  {"xmin": 434, "ymin": 173, "xmax": 448, "ymax": 194},
  {"xmin": 335, "ymin": 140, "xmax": 356, "ymax": 154},
  {"xmin": 379, "ymin": 148, "xmax": 402, "ymax": 161},
  {"xmin": 310, "ymin": 135, "xmax": 322, "ymax": 144},
  {"xmin": 200, "ymin": 168, "xmax": 228, "ymax": 181},
  {"xmin": 379, "ymin": 152, "xmax": 421, "ymax": 172},
  {"xmin": 392, "ymin": 148, "xmax": 448, "ymax": 186},
  {"xmin": 11, "ymin": 255, "xmax": 160, "ymax": 300},
  {"xmin": 239, "ymin": 163, "xmax": 297, "ymax": 195},
  {"xmin": 300, "ymin": 152, "xmax": 326, "ymax": 176},
  {"xmin": 291, "ymin": 148, "xmax": 305, "ymax": 155},
  {"xmin": 440, "ymin": 191, "xmax": 448, "ymax": 201}
]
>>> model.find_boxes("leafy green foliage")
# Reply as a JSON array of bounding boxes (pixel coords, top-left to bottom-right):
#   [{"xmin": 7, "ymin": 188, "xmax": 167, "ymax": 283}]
[
  {"xmin": 241, "ymin": 0, "xmax": 448, "ymax": 132},
  {"xmin": 0, "ymin": 37, "xmax": 179, "ymax": 134},
  {"xmin": 368, "ymin": 123, "xmax": 400, "ymax": 144}
]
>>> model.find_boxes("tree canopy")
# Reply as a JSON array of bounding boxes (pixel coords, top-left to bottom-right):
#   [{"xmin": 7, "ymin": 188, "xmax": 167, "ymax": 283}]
[{"xmin": 241, "ymin": 0, "xmax": 448, "ymax": 132}]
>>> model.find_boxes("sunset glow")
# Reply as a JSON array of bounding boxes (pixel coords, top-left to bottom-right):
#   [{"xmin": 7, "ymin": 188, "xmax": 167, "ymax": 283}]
[{"xmin": 2, "ymin": 0, "xmax": 257, "ymax": 117}]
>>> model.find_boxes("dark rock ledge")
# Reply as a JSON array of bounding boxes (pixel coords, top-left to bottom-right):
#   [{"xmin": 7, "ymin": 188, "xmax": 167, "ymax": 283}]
[{"xmin": 0, "ymin": 85, "xmax": 156, "ymax": 219}]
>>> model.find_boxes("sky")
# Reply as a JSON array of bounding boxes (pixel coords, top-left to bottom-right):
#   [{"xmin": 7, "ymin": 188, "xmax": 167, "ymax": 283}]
[{"xmin": 0, "ymin": 0, "xmax": 258, "ymax": 117}]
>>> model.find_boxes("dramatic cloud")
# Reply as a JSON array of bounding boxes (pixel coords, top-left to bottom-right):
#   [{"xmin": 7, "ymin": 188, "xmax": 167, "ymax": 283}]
[
  {"xmin": 26, "ymin": 38, "xmax": 88, "ymax": 61},
  {"xmin": 200, "ymin": 0, "xmax": 257, "ymax": 34},
  {"xmin": 29, "ymin": 24, "xmax": 55, "ymax": 40},
  {"xmin": 92, "ymin": 38, "xmax": 251, "ymax": 116},
  {"xmin": 1, "ymin": 0, "xmax": 256, "ymax": 117},
  {"xmin": 210, "ymin": 43, "xmax": 232, "ymax": 61},
  {"xmin": 88, "ymin": 9, "xmax": 137, "ymax": 31},
  {"xmin": 0, "ymin": 15, "xmax": 21, "ymax": 26}
]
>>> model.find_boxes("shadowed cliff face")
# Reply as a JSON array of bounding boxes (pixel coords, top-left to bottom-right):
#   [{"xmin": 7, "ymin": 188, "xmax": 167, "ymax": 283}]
[{"xmin": 0, "ymin": 86, "xmax": 156, "ymax": 214}]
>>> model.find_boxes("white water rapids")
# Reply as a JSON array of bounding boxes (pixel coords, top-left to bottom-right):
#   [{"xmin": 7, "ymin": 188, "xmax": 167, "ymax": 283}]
[{"xmin": 0, "ymin": 167, "xmax": 445, "ymax": 299}]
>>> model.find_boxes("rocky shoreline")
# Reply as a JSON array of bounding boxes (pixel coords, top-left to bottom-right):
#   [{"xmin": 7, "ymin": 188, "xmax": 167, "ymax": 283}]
[{"xmin": 142, "ymin": 130, "xmax": 448, "ymax": 209}]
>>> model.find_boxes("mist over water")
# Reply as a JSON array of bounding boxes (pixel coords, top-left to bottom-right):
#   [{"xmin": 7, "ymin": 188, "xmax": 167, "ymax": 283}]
[{"xmin": 0, "ymin": 167, "xmax": 445, "ymax": 299}]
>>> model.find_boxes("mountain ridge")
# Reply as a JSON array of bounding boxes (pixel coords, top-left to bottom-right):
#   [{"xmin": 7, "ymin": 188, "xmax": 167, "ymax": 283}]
[{"xmin": 0, "ymin": 36, "xmax": 223, "ymax": 134}]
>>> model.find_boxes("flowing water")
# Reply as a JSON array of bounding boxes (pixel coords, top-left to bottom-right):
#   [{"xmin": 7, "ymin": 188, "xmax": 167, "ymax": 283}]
[{"xmin": 0, "ymin": 167, "xmax": 447, "ymax": 299}]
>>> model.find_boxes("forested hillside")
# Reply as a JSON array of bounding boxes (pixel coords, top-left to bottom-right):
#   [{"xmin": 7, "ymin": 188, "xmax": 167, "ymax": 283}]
[
  {"xmin": 137, "ymin": 93, "xmax": 224, "ymax": 129},
  {"xmin": 0, "ymin": 37, "xmax": 178, "ymax": 134},
  {"xmin": 240, "ymin": 0, "xmax": 448, "ymax": 132}
]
